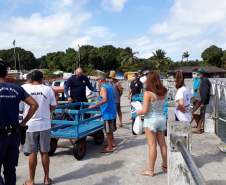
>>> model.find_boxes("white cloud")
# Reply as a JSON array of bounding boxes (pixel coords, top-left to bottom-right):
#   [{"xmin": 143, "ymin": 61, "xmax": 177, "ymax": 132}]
[
  {"xmin": 102, "ymin": 0, "xmax": 128, "ymax": 12},
  {"xmin": 129, "ymin": 0, "xmax": 226, "ymax": 60},
  {"xmin": 0, "ymin": 0, "xmax": 115, "ymax": 57}
]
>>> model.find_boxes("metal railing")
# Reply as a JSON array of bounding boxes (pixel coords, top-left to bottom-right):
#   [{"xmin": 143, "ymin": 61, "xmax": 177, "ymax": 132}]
[{"xmin": 175, "ymin": 139, "xmax": 206, "ymax": 185}]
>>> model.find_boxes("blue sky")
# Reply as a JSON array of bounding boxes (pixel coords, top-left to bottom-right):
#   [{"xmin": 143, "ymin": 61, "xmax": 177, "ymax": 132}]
[{"xmin": 0, "ymin": 0, "xmax": 226, "ymax": 61}]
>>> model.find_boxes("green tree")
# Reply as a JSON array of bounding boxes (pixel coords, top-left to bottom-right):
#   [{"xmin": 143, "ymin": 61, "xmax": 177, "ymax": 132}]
[
  {"xmin": 151, "ymin": 49, "xmax": 171, "ymax": 73},
  {"xmin": 182, "ymin": 51, "xmax": 190, "ymax": 62},
  {"xmin": 99, "ymin": 45, "xmax": 119, "ymax": 71},
  {"xmin": 79, "ymin": 45, "xmax": 95, "ymax": 67},
  {"xmin": 45, "ymin": 51, "xmax": 65, "ymax": 71},
  {"xmin": 221, "ymin": 50, "xmax": 226, "ymax": 68},
  {"xmin": 0, "ymin": 47, "xmax": 38, "ymax": 70},
  {"xmin": 152, "ymin": 49, "xmax": 166, "ymax": 60},
  {"xmin": 201, "ymin": 45, "xmax": 223, "ymax": 67},
  {"xmin": 63, "ymin": 48, "xmax": 79, "ymax": 72}
]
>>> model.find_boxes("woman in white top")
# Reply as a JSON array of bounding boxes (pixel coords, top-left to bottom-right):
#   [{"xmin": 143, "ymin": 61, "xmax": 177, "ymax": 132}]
[{"xmin": 174, "ymin": 71, "xmax": 192, "ymax": 122}]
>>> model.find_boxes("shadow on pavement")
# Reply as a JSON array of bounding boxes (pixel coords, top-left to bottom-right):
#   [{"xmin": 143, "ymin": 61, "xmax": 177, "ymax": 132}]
[
  {"xmin": 93, "ymin": 176, "xmax": 121, "ymax": 185},
  {"xmin": 193, "ymin": 151, "xmax": 226, "ymax": 168},
  {"xmin": 53, "ymin": 160, "xmax": 124, "ymax": 184},
  {"xmin": 206, "ymin": 180, "xmax": 226, "ymax": 185},
  {"xmin": 114, "ymin": 137, "xmax": 146, "ymax": 153}
]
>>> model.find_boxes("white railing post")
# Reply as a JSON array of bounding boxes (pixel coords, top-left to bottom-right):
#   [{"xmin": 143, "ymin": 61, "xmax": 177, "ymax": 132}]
[{"xmin": 168, "ymin": 121, "xmax": 195, "ymax": 185}]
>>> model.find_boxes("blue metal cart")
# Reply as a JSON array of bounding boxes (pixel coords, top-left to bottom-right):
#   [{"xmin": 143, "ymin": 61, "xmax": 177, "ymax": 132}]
[{"xmin": 49, "ymin": 102, "xmax": 104, "ymax": 160}]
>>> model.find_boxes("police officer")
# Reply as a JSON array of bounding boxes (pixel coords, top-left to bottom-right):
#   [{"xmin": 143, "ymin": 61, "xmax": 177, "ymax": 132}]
[
  {"xmin": 0, "ymin": 61, "xmax": 38, "ymax": 185},
  {"xmin": 64, "ymin": 67, "xmax": 95, "ymax": 103}
]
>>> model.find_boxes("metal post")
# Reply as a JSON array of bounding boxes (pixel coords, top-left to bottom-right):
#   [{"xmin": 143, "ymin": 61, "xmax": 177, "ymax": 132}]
[
  {"xmin": 78, "ymin": 44, "xmax": 81, "ymax": 68},
  {"xmin": 13, "ymin": 40, "xmax": 16, "ymax": 70},
  {"xmin": 17, "ymin": 53, "xmax": 21, "ymax": 72}
]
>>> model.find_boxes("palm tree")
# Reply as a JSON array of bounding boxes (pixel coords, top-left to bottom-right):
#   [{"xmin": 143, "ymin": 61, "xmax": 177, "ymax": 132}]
[
  {"xmin": 151, "ymin": 49, "xmax": 169, "ymax": 71},
  {"xmin": 121, "ymin": 51, "xmax": 139, "ymax": 66},
  {"xmin": 152, "ymin": 49, "xmax": 166, "ymax": 60},
  {"xmin": 182, "ymin": 51, "xmax": 190, "ymax": 62}
]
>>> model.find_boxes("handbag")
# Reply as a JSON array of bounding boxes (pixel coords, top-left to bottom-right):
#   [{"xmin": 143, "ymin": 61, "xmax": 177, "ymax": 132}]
[{"xmin": 133, "ymin": 116, "xmax": 143, "ymax": 135}]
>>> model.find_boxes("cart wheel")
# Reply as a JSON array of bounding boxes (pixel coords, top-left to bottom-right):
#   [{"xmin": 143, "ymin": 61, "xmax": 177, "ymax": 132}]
[
  {"xmin": 73, "ymin": 138, "xmax": 87, "ymax": 160},
  {"xmin": 93, "ymin": 130, "xmax": 104, "ymax": 145},
  {"xmin": 132, "ymin": 119, "xmax": 137, "ymax": 135},
  {"xmin": 49, "ymin": 138, "xmax": 58, "ymax": 156}
]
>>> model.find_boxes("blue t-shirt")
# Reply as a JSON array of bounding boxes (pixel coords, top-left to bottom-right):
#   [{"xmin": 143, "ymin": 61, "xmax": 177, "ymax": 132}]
[
  {"xmin": 0, "ymin": 83, "xmax": 29, "ymax": 126},
  {"xmin": 99, "ymin": 83, "xmax": 116, "ymax": 121},
  {"xmin": 193, "ymin": 78, "xmax": 201, "ymax": 97}
]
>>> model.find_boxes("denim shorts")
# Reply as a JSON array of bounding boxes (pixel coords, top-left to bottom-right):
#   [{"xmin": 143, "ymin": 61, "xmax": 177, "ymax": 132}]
[{"xmin": 143, "ymin": 116, "xmax": 166, "ymax": 133}]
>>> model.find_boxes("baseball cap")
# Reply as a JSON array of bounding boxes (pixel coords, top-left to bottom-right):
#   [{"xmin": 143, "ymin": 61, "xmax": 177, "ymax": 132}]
[
  {"xmin": 197, "ymin": 68, "xmax": 206, "ymax": 74},
  {"xmin": 97, "ymin": 73, "xmax": 107, "ymax": 80}
]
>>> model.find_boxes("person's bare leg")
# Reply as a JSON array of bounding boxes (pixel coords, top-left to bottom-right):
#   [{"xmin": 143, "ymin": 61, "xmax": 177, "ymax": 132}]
[
  {"xmin": 193, "ymin": 115, "xmax": 201, "ymax": 128},
  {"xmin": 156, "ymin": 132, "xmax": 167, "ymax": 171},
  {"xmin": 143, "ymin": 129, "xmax": 157, "ymax": 174},
  {"xmin": 196, "ymin": 117, "xmax": 204, "ymax": 133},
  {"xmin": 27, "ymin": 153, "xmax": 37, "ymax": 185},
  {"xmin": 112, "ymin": 133, "xmax": 116, "ymax": 147},
  {"xmin": 41, "ymin": 152, "xmax": 50, "ymax": 184},
  {"xmin": 106, "ymin": 133, "xmax": 113, "ymax": 151}
]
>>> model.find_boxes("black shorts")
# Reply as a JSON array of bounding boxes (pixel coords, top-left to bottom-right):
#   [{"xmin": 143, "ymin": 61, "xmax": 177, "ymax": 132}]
[{"xmin": 104, "ymin": 119, "xmax": 117, "ymax": 134}]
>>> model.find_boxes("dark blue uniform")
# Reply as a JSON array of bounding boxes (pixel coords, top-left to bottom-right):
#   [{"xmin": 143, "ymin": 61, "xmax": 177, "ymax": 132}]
[
  {"xmin": 65, "ymin": 75, "xmax": 94, "ymax": 102},
  {"xmin": 0, "ymin": 83, "xmax": 29, "ymax": 185}
]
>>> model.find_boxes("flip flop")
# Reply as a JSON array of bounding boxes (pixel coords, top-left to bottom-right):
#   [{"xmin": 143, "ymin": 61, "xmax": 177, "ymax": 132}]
[
  {"xmin": 104, "ymin": 144, "xmax": 116, "ymax": 148},
  {"xmin": 162, "ymin": 165, "xmax": 167, "ymax": 173},
  {"xmin": 141, "ymin": 169, "xmax": 154, "ymax": 177},
  {"xmin": 101, "ymin": 148, "xmax": 113, "ymax": 153},
  {"xmin": 192, "ymin": 129, "xmax": 203, "ymax": 134},
  {"xmin": 23, "ymin": 180, "xmax": 35, "ymax": 185},
  {"xmin": 44, "ymin": 178, "xmax": 53, "ymax": 185}
]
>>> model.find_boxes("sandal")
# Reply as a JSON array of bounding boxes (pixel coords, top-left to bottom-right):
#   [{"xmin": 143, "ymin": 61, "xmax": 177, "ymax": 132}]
[
  {"xmin": 141, "ymin": 169, "xmax": 154, "ymax": 176},
  {"xmin": 23, "ymin": 180, "xmax": 35, "ymax": 185},
  {"xmin": 104, "ymin": 144, "xmax": 116, "ymax": 148},
  {"xmin": 162, "ymin": 165, "xmax": 167, "ymax": 173},
  {"xmin": 192, "ymin": 129, "xmax": 203, "ymax": 134},
  {"xmin": 44, "ymin": 178, "xmax": 53, "ymax": 185},
  {"xmin": 101, "ymin": 148, "xmax": 113, "ymax": 153}
]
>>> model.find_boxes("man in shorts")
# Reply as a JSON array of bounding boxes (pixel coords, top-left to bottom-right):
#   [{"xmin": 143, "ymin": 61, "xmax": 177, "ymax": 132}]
[
  {"xmin": 90, "ymin": 74, "xmax": 117, "ymax": 153},
  {"xmin": 192, "ymin": 68, "xmax": 211, "ymax": 133},
  {"xmin": 110, "ymin": 77, "xmax": 123, "ymax": 127},
  {"xmin": 23, "ymin": 70, "xmax": 57, "ymax": 185}
]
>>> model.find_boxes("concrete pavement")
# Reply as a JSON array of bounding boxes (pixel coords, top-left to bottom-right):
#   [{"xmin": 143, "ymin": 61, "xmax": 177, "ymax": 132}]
[{"xmin": 16, "ymin": 89, "xmax": 226, "ymax": 185}]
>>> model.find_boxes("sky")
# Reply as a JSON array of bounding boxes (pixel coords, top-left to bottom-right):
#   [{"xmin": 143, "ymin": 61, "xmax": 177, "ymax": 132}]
[{"xmin": 0, "ymin": 0, "xmax": 226, "ymax": 61}]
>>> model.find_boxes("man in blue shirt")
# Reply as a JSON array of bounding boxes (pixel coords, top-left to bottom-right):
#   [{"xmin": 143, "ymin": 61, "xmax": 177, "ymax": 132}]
[
  {"xmin": 0, "ymin": 61, "xmax": 38, "ymax": 185},
  {"xmin": 192, "ymin": 69, "xmax": 201, "ymax": 98},
  {"xmin": 90, "ymin": 74, "xmax": 117, "ymax": 153},
  {"xmin": 64, "ymin": 68, "xmax": 95, "ymax": 103},
  {"xmin": 192, "ymin": 68, "xmax": 211, "ymax": 134}
]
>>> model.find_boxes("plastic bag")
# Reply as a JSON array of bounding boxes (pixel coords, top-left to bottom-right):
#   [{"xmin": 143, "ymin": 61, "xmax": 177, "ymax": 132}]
[{"xmin": 133, "ymin": 116, "xmax": 143, "ymax": 135}]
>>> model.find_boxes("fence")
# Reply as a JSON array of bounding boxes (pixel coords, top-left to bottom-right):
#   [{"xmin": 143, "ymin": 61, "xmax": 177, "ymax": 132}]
[{"xmin": 210, "ymin": 79, "xmax": 226, "ymax": 143}]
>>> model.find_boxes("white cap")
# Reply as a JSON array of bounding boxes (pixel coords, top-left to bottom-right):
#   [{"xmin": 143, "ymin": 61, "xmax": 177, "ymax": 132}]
[{"xmin": 140, "ymin": 76, "xmax": 147, "ymax": 83}]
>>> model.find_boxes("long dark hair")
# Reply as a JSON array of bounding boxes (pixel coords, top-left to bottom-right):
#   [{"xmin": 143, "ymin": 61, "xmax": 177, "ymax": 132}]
[
  {"xmin": 146, "ymin": 71, "xmax": 167, "ymax": 97},
  {"xmin": 175, "ymin": 70, "xmax": 184, "ymax": 89}
]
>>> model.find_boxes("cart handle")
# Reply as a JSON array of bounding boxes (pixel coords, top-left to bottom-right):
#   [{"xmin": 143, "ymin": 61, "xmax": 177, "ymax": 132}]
[{"xmin": 51, "ymin": 120, "xmax": 79, "ymax": 125}]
